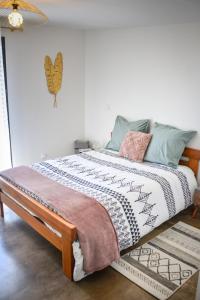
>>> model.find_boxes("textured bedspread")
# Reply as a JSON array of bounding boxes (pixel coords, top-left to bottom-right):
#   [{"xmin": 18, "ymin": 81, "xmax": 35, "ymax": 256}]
[
  {"xmin": 0, "ymin": 150, "xmax": 197, "ymax": 277},
  {"xmin": 32, "ymin": 150, "xmax": 197, "ymax": 251}
]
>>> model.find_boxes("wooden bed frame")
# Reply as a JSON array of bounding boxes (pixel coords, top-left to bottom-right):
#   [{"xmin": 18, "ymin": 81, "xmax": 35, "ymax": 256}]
[{"xmin": 0, "ymin": 147, "xmax": 200, "ymax": 281}]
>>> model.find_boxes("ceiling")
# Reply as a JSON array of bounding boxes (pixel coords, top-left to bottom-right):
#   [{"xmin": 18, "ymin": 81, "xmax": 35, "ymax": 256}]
[{"xmin": 30, "ymin": 0, "xmax": 200, "ymax": 29}]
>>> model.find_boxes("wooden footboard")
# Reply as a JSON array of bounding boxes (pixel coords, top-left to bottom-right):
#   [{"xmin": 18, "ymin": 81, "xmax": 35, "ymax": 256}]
[{"xmin": 0, "ymin": 178, "xmax": 77, "ymax": 281}]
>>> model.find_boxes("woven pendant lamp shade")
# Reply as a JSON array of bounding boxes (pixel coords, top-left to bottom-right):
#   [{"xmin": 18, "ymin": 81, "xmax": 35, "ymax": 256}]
[{"xmin": 0, "ymin": 0, "xmax": 48, "ymax": 31}]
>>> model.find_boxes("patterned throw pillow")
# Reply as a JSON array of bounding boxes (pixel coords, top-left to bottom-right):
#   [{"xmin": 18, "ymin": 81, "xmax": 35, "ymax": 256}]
[{"xmin": 119, "ymin": 131, "xmax": 152, "ymax": 162}]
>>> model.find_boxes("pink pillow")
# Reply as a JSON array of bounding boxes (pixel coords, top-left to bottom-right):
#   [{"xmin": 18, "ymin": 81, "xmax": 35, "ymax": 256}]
[{"xmin": 119, "ymin": 131, "xmax": 152, "ymax": 162}]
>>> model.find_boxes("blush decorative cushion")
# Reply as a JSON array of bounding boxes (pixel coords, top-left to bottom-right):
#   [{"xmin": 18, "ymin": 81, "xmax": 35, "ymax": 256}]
[{"xmin": 119, "ymin": 131, "xmax": 152, "ymax": 162}]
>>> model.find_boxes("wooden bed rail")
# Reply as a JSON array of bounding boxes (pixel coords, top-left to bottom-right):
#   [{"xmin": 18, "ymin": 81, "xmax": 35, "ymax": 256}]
[
  {"xmin": 180, "ymin": 147, "xmax": 200, "ymax": 178},
  {"xmin": 0, "ymin": 179, "xmax": 77, "ymax": 280}
]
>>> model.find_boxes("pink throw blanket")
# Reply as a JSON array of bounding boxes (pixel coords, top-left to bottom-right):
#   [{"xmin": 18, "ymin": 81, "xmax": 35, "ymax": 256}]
[{"xmin": 1, "ymin": 166, "xmax": 119, "ymax": 273}]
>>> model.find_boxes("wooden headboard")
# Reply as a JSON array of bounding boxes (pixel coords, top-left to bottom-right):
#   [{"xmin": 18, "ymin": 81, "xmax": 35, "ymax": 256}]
[{"xmin": 180, "ymin": 147, "xmax": 200, "ymax": 178}]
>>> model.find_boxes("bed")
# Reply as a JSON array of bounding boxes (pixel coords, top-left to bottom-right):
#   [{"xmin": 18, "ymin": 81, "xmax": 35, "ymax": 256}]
[{"xmin": 0, "ymin": 147, "xmax": 200, "ymax": 281}]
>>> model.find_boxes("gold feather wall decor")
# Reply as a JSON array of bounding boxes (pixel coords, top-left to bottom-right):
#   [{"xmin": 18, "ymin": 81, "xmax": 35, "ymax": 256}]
[{"xmin": 44, "ymin": 52, "xmax": 63, "ymax": 108}]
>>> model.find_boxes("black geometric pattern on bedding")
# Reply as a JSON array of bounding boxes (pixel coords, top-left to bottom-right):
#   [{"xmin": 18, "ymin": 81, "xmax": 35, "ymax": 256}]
[
  {"xmin": 59, "ymin": 159, "xmax": 158, "ymax": 228},
  {"xmin": 79, "ymin": 153, "xmax": 176, "ymax": 218},
  {"xmin": 145, "ymin": 162, "xmax": 192, "ymax": 208},
  {"xmin": 100, "ymin": 149, "xmax": 192, "ymax": 209}
]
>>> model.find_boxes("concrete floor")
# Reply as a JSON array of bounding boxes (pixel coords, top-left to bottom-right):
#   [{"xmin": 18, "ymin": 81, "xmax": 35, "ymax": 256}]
[{"xmin": 0, "ymin": 205, "xmax": 199, "ymax": 300}]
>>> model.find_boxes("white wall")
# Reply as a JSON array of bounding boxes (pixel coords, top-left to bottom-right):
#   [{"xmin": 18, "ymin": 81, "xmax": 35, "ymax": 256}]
[
  {"xmin": 4, "ymin": 22, "xmax": 200, "ymax": 168},
  {"xmin": 4, "ymin": 26, "xmax": 85, "ymax": 166},
  {"xmin": 85, "ymin": 23, "xmax": 200, "ymax": 150}
]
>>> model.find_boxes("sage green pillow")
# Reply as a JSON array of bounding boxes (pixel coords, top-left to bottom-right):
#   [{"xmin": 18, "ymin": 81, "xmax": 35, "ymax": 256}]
[
  {"xmin": 106, "ymin": 116, "xmax": 150, "ymax": 151},
  {"xmin": 144, "ymin": 122, "xmax": 197, "ymax": 168}
]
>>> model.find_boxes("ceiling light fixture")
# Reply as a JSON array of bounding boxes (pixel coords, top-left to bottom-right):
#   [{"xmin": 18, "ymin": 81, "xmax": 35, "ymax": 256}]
[
  {"xmin": 8, "ymin": 3, "xmax": 23, "ymax": 28},
  {"xmin": 0, "ymin": 0, "xmax": 48, "ymax": 31}
]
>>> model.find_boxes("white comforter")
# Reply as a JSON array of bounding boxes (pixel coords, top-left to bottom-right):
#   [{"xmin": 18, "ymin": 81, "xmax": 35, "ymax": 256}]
[{"xmin": 32, "ymin": 150, "xmax": 197, "ymax": 280}]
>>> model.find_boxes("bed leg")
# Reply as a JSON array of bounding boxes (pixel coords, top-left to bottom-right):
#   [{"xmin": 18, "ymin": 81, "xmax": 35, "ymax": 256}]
[
  {"xmin": 0, "ymin": 193, "xmax": 4, "ymax": 218},
  {"xmin": 192, "ymin": 207, "xmax": 198, "ymax": 218},
  {"xmin": 62, "ymin": 235, "xmax": 74, "ymax": 281}
]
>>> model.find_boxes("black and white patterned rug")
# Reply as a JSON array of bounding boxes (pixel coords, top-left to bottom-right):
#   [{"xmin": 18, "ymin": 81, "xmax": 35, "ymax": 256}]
[{"xmin": 111, "ymin": 222, "xmax": 200, "ymax": 300}]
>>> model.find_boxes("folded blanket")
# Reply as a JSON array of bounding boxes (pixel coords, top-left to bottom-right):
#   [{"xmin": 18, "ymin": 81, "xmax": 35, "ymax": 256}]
[{"xmin": 0, "ymin": 166, "xmax": 119, "ymax": 273}]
